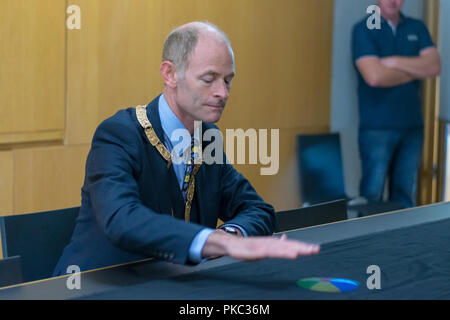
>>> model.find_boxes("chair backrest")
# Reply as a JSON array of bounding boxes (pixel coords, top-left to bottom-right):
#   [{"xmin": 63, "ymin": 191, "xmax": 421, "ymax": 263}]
[
  {"xmin": 297, "ymin": 133, "xmax": 347, "ymax": 205},
  {"xmin": 0, "ymin": 207, "xmax": 79, "ymax": 283},
  {"xmin": 0, "ymin": 256, "xmax": 23, "ymax": 287},
  {"xmin": 274, "ymin": 199, "xmax": 347, "ymax": 232}
]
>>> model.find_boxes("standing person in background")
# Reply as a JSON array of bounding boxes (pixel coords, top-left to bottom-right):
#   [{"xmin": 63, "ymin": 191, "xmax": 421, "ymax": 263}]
[{"xmin": 352, "ymin": 0, "xmax": 440, "ymax": 208}]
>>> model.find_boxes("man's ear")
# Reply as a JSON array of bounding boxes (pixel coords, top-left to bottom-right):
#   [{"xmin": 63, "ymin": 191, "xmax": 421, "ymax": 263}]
[{"xmin": 160, "ymin": 61, "xmax": 178, "ymax": 88}]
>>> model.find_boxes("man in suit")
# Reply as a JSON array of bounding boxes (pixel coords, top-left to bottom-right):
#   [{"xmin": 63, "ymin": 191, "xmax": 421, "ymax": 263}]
[{"xmin": 54, "ymin": 21, "xmax": 319, "ymax": 276}]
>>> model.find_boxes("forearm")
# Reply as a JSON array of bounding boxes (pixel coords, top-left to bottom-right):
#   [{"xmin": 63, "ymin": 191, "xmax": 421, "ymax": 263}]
[
  {"xmin": 370, "ymin": 65, "xmax": 416, "ymax": 87},
  {"xmin": 356, "ymin": 57, "xmax": 415, "ymax": 88},
  {"xmin": 201, "ymin": 229, "xmax": 234, "ymax": 258},
  {"xmin": 389, "ymin": 55, "xmax": 441, "ymax": 79}
]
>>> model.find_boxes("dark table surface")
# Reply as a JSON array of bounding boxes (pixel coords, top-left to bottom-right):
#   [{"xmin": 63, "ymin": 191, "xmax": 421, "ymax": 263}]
[
  {"xmin": 1, "ymin": 202, "xmax": 449, "ymax": 300},
  {"xmin": 347, "ymin": 200, "xmax": 405, "ymax": 217}
]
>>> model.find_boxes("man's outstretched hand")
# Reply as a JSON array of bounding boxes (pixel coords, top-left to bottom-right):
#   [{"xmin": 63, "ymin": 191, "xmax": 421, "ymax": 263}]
[{"xmin": 202, "ymin": 230, "xmax": 320, "ymax": 261}]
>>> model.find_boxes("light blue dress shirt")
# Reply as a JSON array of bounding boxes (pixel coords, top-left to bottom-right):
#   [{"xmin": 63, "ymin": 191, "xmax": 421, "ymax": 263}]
[{"xmin": 158, "ymin": 95, "xmax": 247, "ymax": 263}]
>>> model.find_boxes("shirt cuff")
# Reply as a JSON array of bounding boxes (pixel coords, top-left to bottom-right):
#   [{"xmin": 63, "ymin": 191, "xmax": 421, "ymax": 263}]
[
  {"xmin": 221, "ymin": 223, "xmax": 248, "ymax": 237},
  {"xmin": 188, "ymin": 228, "xmax": 215, "ymax": 264}
]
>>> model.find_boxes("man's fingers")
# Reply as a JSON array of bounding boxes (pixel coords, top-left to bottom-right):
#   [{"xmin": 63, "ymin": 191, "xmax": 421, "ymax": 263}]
[
  {"xmin": 297, "ymin": 243, "xmax": 320, "ymax": 255},
  {"xmin": 279, "ymin": 241, "xmax": 320, "ymax": 258},
  {"xmin": 225, "ymin": 235, "xmax": 321, "ymax": 261},
  {"xmin": 278, "ymin": 234, "xmax": 320, "ymax": 255}
]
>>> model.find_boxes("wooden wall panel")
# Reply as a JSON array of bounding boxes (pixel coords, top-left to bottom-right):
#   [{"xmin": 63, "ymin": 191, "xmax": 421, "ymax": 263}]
[
  {"xmin": 217, "ymin": 0, "xmax": 333, "ymax": 130},
  {"xmin": 13, "ymin": 146, "xmax": 89, "ymax": 214},
  {"xmin": 66, "ymin": 0, "xmax": 164, "ymax": 146},
  {"xmin": 65, "ymin": 0, "xmax": 101, "ymax": 146},
  {"xmin": 0, "ymin": 0, "xmax": 65, "ymax": 143},
  {"xmin": 66, "ymin": 0, "xmax": 333, "ymax": 136},
  {"xmin": 0, "ymin": 151, "xmax": 14, "ymax": 216},
  {"xmin": 418, "ymin": 0, "xmax": 440, "ymax": 205},
  {"xmin": 96, "ymin": 0, "xmax": 164, "ymax": 122}
]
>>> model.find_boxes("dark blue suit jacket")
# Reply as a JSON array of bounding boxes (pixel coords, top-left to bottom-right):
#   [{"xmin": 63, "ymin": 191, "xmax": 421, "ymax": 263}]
[{"xmin": 53, "ymin": 96, "xmax": 275, "ymax": 275}]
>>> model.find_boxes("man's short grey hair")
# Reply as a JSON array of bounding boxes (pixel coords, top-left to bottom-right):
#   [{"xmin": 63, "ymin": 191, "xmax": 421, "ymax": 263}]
[{"xmin": 162, "ymin": 21, "xmax": 233, "ymax": 77}]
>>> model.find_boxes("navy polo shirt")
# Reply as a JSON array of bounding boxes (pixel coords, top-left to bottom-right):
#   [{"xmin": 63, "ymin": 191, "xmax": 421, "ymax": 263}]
[{"xmin": 352, "ymin": 13, "xmax": 435, "ymax": 130}]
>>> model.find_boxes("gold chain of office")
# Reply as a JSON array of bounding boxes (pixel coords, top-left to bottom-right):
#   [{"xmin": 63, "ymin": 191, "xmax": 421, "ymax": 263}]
[{"xmin": 136, "ymin": 105, "xmax": 201, "ymax": 223}]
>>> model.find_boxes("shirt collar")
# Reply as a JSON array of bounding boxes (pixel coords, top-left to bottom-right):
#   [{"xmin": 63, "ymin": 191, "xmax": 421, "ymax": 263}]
[
  {"xmin": 158, "ymin": 94, "xmax": 200, "ymax": 155},
  {"xmin": 159, "ymin": 94, "xmax": 188, "ymax": 148},
  {"xmin": 381, "ymin": 11, "xmax": 406, "ymax": 27}
]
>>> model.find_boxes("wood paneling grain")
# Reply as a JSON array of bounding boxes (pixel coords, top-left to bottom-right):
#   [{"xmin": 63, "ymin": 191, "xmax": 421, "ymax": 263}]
[
  {"xmin": 0, "ymin": 0, "xmax": 65, "ymax": 142},
  {"xmin": 0, "ymin": 151, "xmax": 14, "ymax": 216},
  {"xmin": 13, "ymin": 146, "xmax": 89, "ymax": 214}
]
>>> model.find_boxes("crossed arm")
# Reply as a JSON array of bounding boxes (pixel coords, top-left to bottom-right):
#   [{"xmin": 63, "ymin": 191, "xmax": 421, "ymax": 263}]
[{"xmin": 356, "ymin": 47, "xmax": 441, "ymax": 88}]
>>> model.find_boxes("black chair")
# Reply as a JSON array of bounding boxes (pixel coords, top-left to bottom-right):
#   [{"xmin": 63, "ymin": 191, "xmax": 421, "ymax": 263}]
[
  {"xmin": 296, "ymin": 133, "xmax": 405, "ymax": 217},
  {"xmin": 275, "ymin": 199, "xmax": 347, "ymax": 232},
  {"xmin": 0, "ymin": 207, "xmax": 79, "ymax": 283},
  {"xmin": 297, "ymin": 133, "xmax": 347, "ymax": 206},
  {"xmin": 0, "ymin": 256, "xmax": 23, "ymax": 287}
]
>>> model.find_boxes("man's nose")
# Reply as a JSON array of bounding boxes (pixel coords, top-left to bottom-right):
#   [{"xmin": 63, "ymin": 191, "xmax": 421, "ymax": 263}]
[{"xmin": 213, "ymin": 80, "xmax": 230, "ymax": 100}]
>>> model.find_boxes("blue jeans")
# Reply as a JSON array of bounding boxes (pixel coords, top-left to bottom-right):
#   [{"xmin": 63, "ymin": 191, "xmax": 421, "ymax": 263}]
[{"xmin": 358, "ymin": 128, "xmax": 424, "ymax": 208}]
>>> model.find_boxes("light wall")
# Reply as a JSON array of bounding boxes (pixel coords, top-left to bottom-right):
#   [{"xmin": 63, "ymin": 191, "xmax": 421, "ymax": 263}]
[
  {"xmin": 439, "ymin": 0, "xmax": 450, "ymax": 121},
  {"xmin": 438, "ymin": 0, "xmax": 450, "ymax": 200}
]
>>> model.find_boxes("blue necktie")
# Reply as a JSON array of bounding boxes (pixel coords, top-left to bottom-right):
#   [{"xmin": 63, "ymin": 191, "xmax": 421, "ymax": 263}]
[{"xmin": 181, "ymin": 138, "xmax": 198, "ymax": 202}]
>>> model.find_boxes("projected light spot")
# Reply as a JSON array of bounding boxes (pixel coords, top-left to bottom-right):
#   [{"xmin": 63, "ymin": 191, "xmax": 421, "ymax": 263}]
[{"xmin": 297, "ymin": 277, "xmax": 359, "ymax": 293}]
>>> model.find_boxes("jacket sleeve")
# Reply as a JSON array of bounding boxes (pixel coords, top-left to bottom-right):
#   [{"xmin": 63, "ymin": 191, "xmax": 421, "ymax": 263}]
[
  {"xmin": 218, "ymin": 160, "xmax": 276, "ymax": 236},
  {"xmin": 84, "ymin": 115, "xmax": 205, "ymax": 264}
]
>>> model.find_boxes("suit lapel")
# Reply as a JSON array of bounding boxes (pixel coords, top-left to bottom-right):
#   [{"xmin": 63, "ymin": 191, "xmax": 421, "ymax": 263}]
[{"xmin": 145, "ymin": 97, "xmax": 185, "ymax": 220}]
